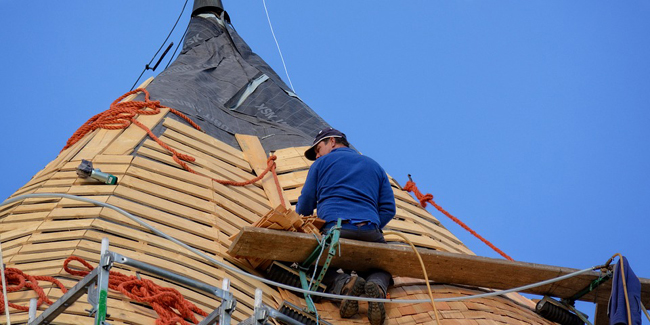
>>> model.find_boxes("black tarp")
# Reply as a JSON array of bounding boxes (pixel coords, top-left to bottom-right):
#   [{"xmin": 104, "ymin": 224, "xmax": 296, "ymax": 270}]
[{"xmin": 145, "ymin": 12, "xmax": 330, "ymax": 152}]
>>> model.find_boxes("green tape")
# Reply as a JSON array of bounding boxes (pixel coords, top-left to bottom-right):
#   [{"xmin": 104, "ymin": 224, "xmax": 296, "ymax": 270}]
[{"xmin": 95, "ymin": 289, "xmax": 108, "ymax": 325}]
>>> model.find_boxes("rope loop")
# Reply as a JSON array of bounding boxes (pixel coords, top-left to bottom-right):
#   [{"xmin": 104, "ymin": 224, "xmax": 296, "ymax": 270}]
[
  {"xmin": 0, "ymin": 268, "xmax": 68, "ymax": 313},
  {"xmin": 403, "ymin": 178, "xmax": 514, "ymax": 261}
]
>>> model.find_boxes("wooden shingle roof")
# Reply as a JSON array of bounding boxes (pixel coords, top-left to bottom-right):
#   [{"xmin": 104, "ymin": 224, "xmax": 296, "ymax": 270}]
[{"xmin": 0, "ymin": 101, "xmax": 553, "ymax": 324}]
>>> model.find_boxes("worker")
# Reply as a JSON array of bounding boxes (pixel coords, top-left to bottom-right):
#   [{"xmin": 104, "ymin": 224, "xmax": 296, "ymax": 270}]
[{"xmin": 296, "ymin": 127, "xmax": 395, "ymax": 325}]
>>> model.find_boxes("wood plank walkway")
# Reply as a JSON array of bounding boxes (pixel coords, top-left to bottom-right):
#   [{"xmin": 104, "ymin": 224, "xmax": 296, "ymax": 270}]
[{"xmin": 228, "ymin": 227, "xmax": 650, "ymax": 305}]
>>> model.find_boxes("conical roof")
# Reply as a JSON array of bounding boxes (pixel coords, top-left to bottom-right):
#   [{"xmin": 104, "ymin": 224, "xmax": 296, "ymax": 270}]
[{"xmin": 2, "ymin": 2, "xmax": 648, "ymax": 325}]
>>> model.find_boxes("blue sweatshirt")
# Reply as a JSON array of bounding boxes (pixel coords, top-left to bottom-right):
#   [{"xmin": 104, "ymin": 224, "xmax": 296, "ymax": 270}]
[{"xmin": 296, "ymin": 147, "xmax": 396, "ymax": 228}]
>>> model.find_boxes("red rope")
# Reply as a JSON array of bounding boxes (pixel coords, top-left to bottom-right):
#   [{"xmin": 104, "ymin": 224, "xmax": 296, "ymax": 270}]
[
  {"xmin": 402, "ymin": 179, "xmax": 514, "ymax": 261},
  {"xmin": 0, "ymin": 268, "xmax": 68, "ymax": 313},
  {"xmin": 64, "ymin": 256, "xmax": 207, "ymax": 325},
  {"xmin": 62, "ymin": 89, "xmax": 286, "ymax": 205}
]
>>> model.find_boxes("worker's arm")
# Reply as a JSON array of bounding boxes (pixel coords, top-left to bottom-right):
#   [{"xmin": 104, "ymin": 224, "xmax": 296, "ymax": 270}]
[
  {"xmin": 296, "ymin": 162, "xmax": 319, "ymax": 216},
  {"xmin": 377, "ymin": 172, "xmax": 396, "ymax": 228}
]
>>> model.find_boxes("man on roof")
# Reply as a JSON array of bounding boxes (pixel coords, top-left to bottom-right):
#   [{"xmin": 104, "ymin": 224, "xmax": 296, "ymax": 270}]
[{"xmin": 296, "ymin": 127, "xmax": 395, "ymax": 325}]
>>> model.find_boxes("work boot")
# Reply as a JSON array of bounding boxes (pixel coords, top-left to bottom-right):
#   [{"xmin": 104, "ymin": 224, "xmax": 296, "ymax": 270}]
[
  {"xmin": 365, "ymin": 281, "xmax": 386, "ymax": 325},
  {"xmin": 339, "ymin": 274, "xmax": 366, "ymax": 318}
]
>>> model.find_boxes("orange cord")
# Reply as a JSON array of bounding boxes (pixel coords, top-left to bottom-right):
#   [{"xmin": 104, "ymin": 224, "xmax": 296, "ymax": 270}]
[
  {"xmin": 64, "ymin": 256, "xmax": 207, "ymax": 325},
  {"xmin": 0, "ymin": 268, "xmax": 68, "ymax": 313},
  {"xmin": 63, "ymin": 89, "xmax": 286, "ymax": 206},
  {"xmin": 403, "ymin": 179, "xmax": 514, "ymax": 261}
]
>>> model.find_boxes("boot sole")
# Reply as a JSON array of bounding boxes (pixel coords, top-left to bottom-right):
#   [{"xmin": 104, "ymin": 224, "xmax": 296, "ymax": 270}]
[
  {"xmin": 365, "ymin": 281, "xmax": 386, "ymax": 325},
  {"xmin": 339, "ymin": 276, "xmax": 366, "ymax": 318}
]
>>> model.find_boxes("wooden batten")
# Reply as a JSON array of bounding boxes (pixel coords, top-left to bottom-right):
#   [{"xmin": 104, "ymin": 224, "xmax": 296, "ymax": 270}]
[{"xmin": 236, "ymin": 134, "xmax": 289, "ymax": 209}]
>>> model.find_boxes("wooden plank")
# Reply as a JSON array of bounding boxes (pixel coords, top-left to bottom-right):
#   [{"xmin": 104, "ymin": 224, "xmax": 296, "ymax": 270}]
[
  {"xmin": 283, "ymin": 187, "xmax": 301, "ymax": 204},
  {"xmin": 125, "ymin": 165, "xmax": 213, "ymax": 201},
  {"xmin": 385, "ymin": 218, "xmax": 471, "ymax": 255},
  {"xmin": 18, "ymin": 240, "xmax": 80, "ymax": 254},
  {"xmin": 98, "ymin": 201, "xmax": 220, "ymax": 251},
  {"xmin": 73, "ymin": 129, "xmax": 123, "ymax": 161},
  {"xmin": 0, "ymin": 211, "xmax": 49, "ymax": 223},
  {"xmin": 49, "ymin": 207, "xmax": 102, "ymax": 219},
  {"xmin": 277, "ymin": 170, "xmax": 309, "ymax": 189},
  {"xmin": 61, "ymin": 160, "xmax": 130, "ymax": 175},
  {"xmin": 228, "ymin": 227, "xmax": 650, "ymax": 304},
  {"xmin": 101, "ymin": 106, "xmax": 170, "ymax": 156},
  {"xmin": 131, "ymin": 156, "xmax": 212, "ymax": 187},
  {"xmin": 10, "ymin": 249, "xmax": 76, "ymax": 264},
  {"xmin": 32, "ymin": 125, "xmax": 96, "ymax": 179},
  {"xmin": 0, "ymin": 221, "xmax": 43, "ymax": 232},
  {"xmin": 119, "ymin": 175, "xmax": 214, "ymax": 214},
  {"xmin": 37, "ymin": 219, "xmax": 94, "ymax": 232},
  {"xmin": 157, "ymin": 134, "xmax": 257, "ymax": 182},
  {"xmin": 67, "ymin": 185, "xmax": 117, "ymax": 196},
  {"xmin": 93, "ymin": 155, "xmax": 135, "ymax": 164},
  {"xmin": 395, "ymin": 198, "xmax": 441, "ymax": 225},
  {"xmin": 274, "ymin": 146, "xmax": 311, "ymax": 168},
  {"xmin": 393, "ymin": 186, "xmax": 421, "ymax": 206},
  {"xmin": 383, "ymin": 231, "xmax": 451, "ymax": 252},
  {"xmin": 396, "ymin": 209, "xmax": 462, "ymax": 246},
  {"xmin": 113, "ymin": 185, "xmax": 214, "ymax": 225},
  {"xmin": 18, "ymin": 169, "xmax": 57, "ymax": 191},
  {"xmin": 275, "ymin": 156, "xmax": 310, "ymax": 174},
  {"xmin": 236, "ymin": 134, "xmax": 288, "ymax": 209},
  {"xmin": 59, "ymin": 195, "xmax": 109, "ymax": 207},
  {"xmin": 212, "ymin": 191, "xmax": 262, "ymax": 224},
  {"xmin": 30, "ymin": 229, "xmax": 88, "ymax": 243},
  {"xmin": 75, "ymin": 77, "xmax": 155, "ymax": 158},
  {"xmin": 162, "ymin": 128, "xmax": 251, "ymax": 172},
  {"xmin": 139, "ymin": 140, "xmax": 265, "ymax": 192},
  {"xmin": 162, "ymin": 117, "xmax": 247, "ymax": 162},
  {"xmin": 132, "ymin": 153, "xmax": 269, "ymax": 208}
]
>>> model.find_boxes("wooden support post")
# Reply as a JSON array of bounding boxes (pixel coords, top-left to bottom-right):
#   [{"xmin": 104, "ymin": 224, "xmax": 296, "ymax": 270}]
[
  {"xmin": 235, "ymin": 134, "xmax": 289, "ymax": 209},
  {"xmin": 593, "ymin": 303, "xmax": 609, "ymax": 325}
]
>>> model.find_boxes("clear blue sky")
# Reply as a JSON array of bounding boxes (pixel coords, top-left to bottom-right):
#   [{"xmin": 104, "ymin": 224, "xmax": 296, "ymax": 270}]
[{"xmin": 2, "ymin": 1, "xmax": 649, "ymax": 321}]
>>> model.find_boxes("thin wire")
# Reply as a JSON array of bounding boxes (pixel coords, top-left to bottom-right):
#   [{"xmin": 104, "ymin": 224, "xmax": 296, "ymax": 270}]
[
  {"xmin": 164, "ymin": 23, "xmax": 190, "ymax": 70},
  {"xmin": 0, "ymin": 193, "xmax": 602, "ymax": 304},
  {"xmin": 131, "ymin": 0, "xmax": 190, "ymax": 90},
  {"xmin": 261, "ymin": 0, "xmax": 296, "ymax": 92},
  {"xmin": 150, "ymin": 0, "xmax": 190, "ymax": 67}
]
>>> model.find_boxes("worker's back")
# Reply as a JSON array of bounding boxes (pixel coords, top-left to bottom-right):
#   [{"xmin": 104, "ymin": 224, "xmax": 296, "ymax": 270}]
[{"xmin": 296, "ymin": 147, "xmax": 395, "ymax": 227}]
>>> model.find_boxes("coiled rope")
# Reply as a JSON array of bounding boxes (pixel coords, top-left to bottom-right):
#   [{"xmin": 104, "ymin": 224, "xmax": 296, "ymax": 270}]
[
  {"xmin": 62, "ymin": 89, "xmax": 285, "ymax": 206},
  {"xmin": 0, "ymin": 268, "xmax": 67, "ymax": 313},
  {"xmin": 403, "ymin": 177, "xmax": 514, "ymax": 261},
  {"xmin": 64, "ymin": 256, "xmax": 206, "ymax": 325}
]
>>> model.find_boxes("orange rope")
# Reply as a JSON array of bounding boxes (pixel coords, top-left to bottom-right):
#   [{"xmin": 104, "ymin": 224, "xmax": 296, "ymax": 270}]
[
  {"xmin": 402, "ymin": 178, "xmax": 514, "ymax": 261},
  {"xmin": 0, "ymin": 268, "xmax": 68, "ymax": 313},
  {"xmin": 62, "ymin": 89, "xmax": 286, "ymax": 205},
  {"xmin": 64, "ymin": 256, "xmax": 207, "ymax": 325}
]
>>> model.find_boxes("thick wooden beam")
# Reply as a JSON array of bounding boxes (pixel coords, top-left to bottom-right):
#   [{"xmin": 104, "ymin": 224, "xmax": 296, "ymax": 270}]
[
  {"xmin": 228, "ymin": 227, "xmax": 650, "ymax": 305},
  {"xmin": 236, "ymin": 134, "xmax": 289, "ymax": 209}
]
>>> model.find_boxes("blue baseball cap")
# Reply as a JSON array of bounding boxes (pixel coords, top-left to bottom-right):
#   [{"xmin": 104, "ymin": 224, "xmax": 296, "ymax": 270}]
[{"xmin": 304, "ymin": 127, "xmax": 346, "ymax": 160}]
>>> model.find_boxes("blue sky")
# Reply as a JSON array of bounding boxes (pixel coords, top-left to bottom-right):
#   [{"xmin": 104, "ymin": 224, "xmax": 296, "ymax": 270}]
[{"xmin": 1, "ymin": 1, "xmax": 649, "ymax": 321}]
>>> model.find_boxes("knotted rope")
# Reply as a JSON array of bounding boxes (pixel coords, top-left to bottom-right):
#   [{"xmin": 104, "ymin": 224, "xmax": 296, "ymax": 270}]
[
  {"xmin": 62, "ymin": 89, "xmax": 286, "ymax": 206},
  {"xmin": 64, "ymin": 256, "xmax": 207, "ymax": 325},
  {"xmin": 0, "ymin": 268, "xmax": 68, "ymax": 313},
  {"xmin": 403, "ymin": 177, "xmax": 514, "ymax": 261}
]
